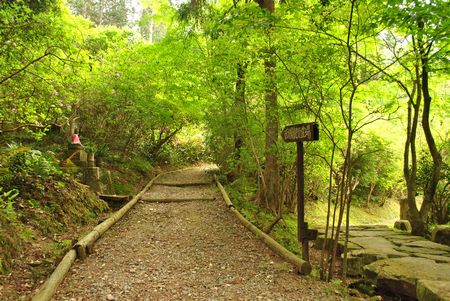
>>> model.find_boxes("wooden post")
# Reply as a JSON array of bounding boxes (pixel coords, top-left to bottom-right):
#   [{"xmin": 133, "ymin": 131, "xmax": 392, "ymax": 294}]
[
  {"xmin": 297, "ymin": 141, "xmax": 310, "ymax": 261},
  {"xmin": 282, "ymin": 122, "xmax": 319, "ymax": 262}
]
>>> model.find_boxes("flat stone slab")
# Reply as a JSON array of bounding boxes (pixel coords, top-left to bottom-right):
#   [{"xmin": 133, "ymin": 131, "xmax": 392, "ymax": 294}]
[
  {"xmin": 405, "ymin": 240, "xmax": 450, "ymax": 252},
  {"xmin": 346, "ymin": 225, "xmax": 391, "ymax": 231},
  {"xmin": 416, "ymin": 280, "xmax": 450, "ymax": 301},
  {"xmin": 395, "ymin": 245, "xmax": 449, "ymax": 256},
  {"xmin": 350, "ymin": 236, "xmax": 409, "ymax": 258},
  {"xmin": 364, "ymin": 257, "xmax": 450, "ymax": 299},
  {"xmin": 386, "ymin": 235, "xmax": 426, "ymax": 246},
  {"xmin": 348, "ymin": 230, "xmax": 396, "ymax": 237},
  {"xmin": 412, "ymin": 253, "xmax": 450, "ymax": 264}
]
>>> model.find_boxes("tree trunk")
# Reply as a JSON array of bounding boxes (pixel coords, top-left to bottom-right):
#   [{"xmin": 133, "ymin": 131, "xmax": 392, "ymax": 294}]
[
  {"xmin": 263, "ymin": 58, "xmax": 280, "ymax": 213},
  {"xmin": 148, "ymin": 8, "xmax": 154, "ymax": 43},
  {"xmin": 82, "ymin": 0, "xmax": 88, "ymax": 19},
  {"xmin": 99, "ymin": 0, "xmax": 104, "ymax": 25},
  {"xmin": 320, "ymin": 142, "xmax": 336, "ymax": 279},
  {"xmin": 404, "ymin": 52, "xmax": 424, "ymax": 236},
  {"xmin": 367, "ymin": 183, "xmax": 375, "ymax": 207},
  {"xmin": 418, "ymin": 34, "xmax": 442, "ymax": 229},
  {"xmin": 255, "ymin": 0, "xmax": 279, "ymax": 213},
  {"xmin": 233, "ymin": 63, "xmax": 247, "ymax": 161}
]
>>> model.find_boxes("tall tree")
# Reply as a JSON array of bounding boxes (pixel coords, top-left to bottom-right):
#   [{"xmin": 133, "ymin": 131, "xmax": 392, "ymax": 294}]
[
  {"xmin": 256, "ymin": 0, "xmax": 280, "ymax": 214},
  {"xmin": 0, "ymin": 1, "xmax": 90, "ymax": 134},
  {"xmin": 376, "ymin": 0, "xmax": 448, "ymax": 235},
  {"xmin": 67, "ymin": 0, "xmax": 130, "ymax": 27}
]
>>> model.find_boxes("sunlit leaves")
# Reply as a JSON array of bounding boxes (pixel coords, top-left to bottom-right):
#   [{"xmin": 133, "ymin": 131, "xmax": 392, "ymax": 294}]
[{"xmin": 0, "ymin": 1, "xmax": 91, "ymax": 130}]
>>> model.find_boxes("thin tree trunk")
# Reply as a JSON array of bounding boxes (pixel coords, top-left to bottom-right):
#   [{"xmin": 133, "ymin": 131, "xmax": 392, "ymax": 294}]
[
  {"xmin": 82, "ymin": 0, "xmax": 88, "ymax": 18},
  {"xmin": 320, "ymin": 143, "xmax": 336, "ymax": 279},
  {"xmin": 330, "ymin": 0, "xmax": 356, "ymax": 279},
  {"xmin": 263, "ymin": 58, "xmax": 280, "ymax": 213},
  {"xmin": 367, "ymin": 183, "xmax": 375, "ymax": 207},
  {"xmin": 234, "ymin": 63, "xmax": 247, "ymax": 161},
  {"xmin": 406, "ymin": 42, "xmax": 425, "ymax": 236},
  {"xmin": 256, "ymin": 0, "xmax": 279, "ymax": 214},
  {"xmin": 99, "ymin": 0, "xmax": 104, "ymax": 25},
  {"xmin": 418, "ymin": 30, "xmax": 442, "ymax": 228},
  {"xmin": 148, "ymin": 8, "xmax": 154, "ymax": 43}
]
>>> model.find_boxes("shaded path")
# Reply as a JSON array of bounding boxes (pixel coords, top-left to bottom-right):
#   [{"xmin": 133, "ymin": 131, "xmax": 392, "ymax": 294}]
[{"xmin": 54, "ymin": 166, "xmax": 346, "ymax": 300}]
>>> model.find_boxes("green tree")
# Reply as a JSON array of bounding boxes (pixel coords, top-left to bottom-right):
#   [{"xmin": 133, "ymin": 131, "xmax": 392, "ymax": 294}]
[
  {"xmin": 0, "ymin": 1, "xmax": 90, "ymax": 135},
  {"xmin": 67, "ymin": 0, "xmax": 131, "ymax": 27},
  {"xmin": 355, "ymin": 0, "xmax": 449, "ymax": 235}
]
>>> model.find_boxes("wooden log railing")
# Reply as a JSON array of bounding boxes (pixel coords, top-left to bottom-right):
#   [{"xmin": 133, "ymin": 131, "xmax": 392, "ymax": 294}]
[
  {"xmin": 214, "ymin": 175, "xmax": 312, "ymax": 275},
  {"xmin": 32, "ymin": 171, "xmax": 166, "ymax": 301}
]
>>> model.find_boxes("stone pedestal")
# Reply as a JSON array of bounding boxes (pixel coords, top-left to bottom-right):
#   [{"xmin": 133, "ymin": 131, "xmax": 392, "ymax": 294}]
[
  {"xmin": 84, "ymin": 167, "xmax": 102, "ymax": 193},
  {"xmin": 100, "ymin": 169, "xmax": 114, "ymax": 195},
  {"xmin": 67, "ymin": 143, "xmax": 87, "ymax": 167},
  {"xmin": 394, "ymin": 220, "xmax": 412, "ymax": 232},
  {"xmin": 432, "ymin": 225, "xmax": 450, "ymax": 246},
  {"xmin": 79, "ymin": 150, "xmax": 87, "ymax": 167},
  {"xmin": 87, "ymin": 153, "xmax": 95, "ymax": 167}
]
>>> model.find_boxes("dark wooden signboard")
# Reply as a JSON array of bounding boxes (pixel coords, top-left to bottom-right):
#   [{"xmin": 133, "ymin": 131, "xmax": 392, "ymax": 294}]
[
  {"xmin": 282, "ymin": 122, "xmax": 319, "ymax": 262},
  {"xmin": 282, "ymin": 122, "xmax": 319, "ymax": 142}
]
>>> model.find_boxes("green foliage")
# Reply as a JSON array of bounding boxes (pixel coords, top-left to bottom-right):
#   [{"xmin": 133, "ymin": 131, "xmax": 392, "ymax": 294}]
[
  {"xmin": 0, "ymin": 0, "xmax": 91, "ymax": 133},
  {"xmin": 352, "ymin": 133, "xmax": 402, "ymax": 204},
  {"xmin": 0, "ymin": 0, "xmax": 448, "ymax": 278},
  {"xmin": 67, "ymin": 0, "xmax": 131, "ymax": 27},
  {"xmin": 82, "ymin": 142, "xmax": 97, "ymax": 154},
  {"xmin": 9, "ymin": 149, "xmax": 62, "ymax": 180},
  {"xmin": 127, "ymin": 156, "xmax": 153, "ymax": 176},
  {"xmin": 0, "ymin": 187, "xmax": 19, "ymax": 220}
]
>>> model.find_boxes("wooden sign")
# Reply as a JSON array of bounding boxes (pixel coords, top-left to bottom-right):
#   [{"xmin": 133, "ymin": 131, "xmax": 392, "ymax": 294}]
[
  {"xmin": 282, "ymin": 122, "xmax": 319, "ymax": 142},
  {"xmin": 282, "ymin": 122, "xmax": 319, "ymax": 262}
]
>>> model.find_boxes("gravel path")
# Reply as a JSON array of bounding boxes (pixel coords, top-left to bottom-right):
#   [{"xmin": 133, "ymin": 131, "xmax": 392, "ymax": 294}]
[{"xmin": 54, "ymin": 166, "xmax": 346, "ymax": 301}]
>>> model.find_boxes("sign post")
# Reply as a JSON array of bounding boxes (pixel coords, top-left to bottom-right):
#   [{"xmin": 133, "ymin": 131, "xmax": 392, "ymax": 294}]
[{"xmin": 282, "ymin": 122, "xmax": 319, "ymax": 261}]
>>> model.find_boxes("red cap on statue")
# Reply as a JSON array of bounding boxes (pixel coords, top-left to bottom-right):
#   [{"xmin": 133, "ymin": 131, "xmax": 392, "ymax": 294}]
[{"xmin": 72, "ymin": 133, "xmax": 81, "ymax": 145}]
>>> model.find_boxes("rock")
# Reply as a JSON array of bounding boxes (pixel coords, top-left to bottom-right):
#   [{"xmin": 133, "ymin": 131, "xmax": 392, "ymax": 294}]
[
  {"xmin": 342, "ymin": 236, "xmax": 410, "ymax": 276},
  {"xmin": 349, "ymin": 249, "xmax": 386, "ymax": 264},
  {"xmin": 346, "ymin": 255, "xmax": 362, "ymax": 276},
  {"xmin": 405, "ymin": 240, "xmax": 450, "ymax": 252},
  {"xmin": 386, "ymin": 234, "xmax": 426, "ymax": 246},
  {"xmin": 106, "ymin": 294, "xmax": 115, "ymax": 301},
  {"xmin": 367, "ymin": 297, "xmax": 383, "ymax": 301},
  {"xmin": 363, "ymin": 257, "xmax": 450, "ymax": 299},
  {"xmin": 416, "ymin": 280, "xmax": 450, "ymax": 301},
  {"xmin": 348, "ymin": 230, "xmax": 394, "ymax": 237},
  {"xmin": 350, "ymin": 236, "xmax": 409, "ymax": 258},
  {"xmin": 351, "ymin": 225, "xmax": 390, "ymax": 231},
  {"xmin": 394, "ymin": 220, "xmax": 412, "ymax": 232},
  {"xmin": 432, "ymin": 226, "xmax": 450, "ymax": 247},
  {"xmin": 412, "ymin": 253, "xmax": 450, "ymax": 263},
  {"xmin": 394, "ymin": 245, "xmax": 449, "ymax": 256}
]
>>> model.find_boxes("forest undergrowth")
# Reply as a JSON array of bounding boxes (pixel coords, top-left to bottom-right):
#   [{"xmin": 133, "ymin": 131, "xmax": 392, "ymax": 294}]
[{"xmin": 224, "ymin": 177, "xmax": 400, "ymax": 257}]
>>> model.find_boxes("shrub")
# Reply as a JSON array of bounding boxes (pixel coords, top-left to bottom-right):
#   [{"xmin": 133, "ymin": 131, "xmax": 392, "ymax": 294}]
[{"xmin": 9, "ymin": 149, "xmax": 62, "ymax": 180}]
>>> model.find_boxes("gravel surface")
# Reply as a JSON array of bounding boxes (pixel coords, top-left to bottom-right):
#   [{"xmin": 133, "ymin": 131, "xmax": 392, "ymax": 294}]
[
  {"xmin": 142, "ymin": 184, "xmax": 217, "ymax": 201},
  {"xmin": 53, "ymin": 167, "xmax": 349, "ymax": 301}
]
